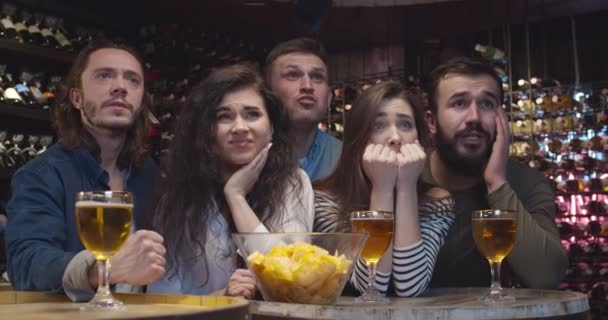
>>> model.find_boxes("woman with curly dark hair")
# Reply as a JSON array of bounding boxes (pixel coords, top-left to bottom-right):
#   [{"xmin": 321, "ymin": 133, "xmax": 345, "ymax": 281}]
[{"xmin": 147, "ymin": 64, "xmax": 313, "ymax": 297}]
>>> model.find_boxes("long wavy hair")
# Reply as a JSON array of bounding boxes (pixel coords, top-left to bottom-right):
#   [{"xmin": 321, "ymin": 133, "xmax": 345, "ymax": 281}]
[
  {"xmin": 52, "ymin": 40, "xmax": 151, "ymax": 169},
  {"xmin": 149, "ymin": 63, "xmax": 301, "ymax": 284},
  {"xmin": 315, "ymin": 81, "xmax": 430, "ymax": 214}
]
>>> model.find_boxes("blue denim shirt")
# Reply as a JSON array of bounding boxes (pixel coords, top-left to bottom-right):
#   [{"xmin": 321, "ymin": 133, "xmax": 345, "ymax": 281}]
[
  {"xmin": 5, "ymin": 143, "xmax": 158, "ymax": 292},
  {"xmin": 298, "ymin": 129, "xmax": 342, "ymax": 182}
]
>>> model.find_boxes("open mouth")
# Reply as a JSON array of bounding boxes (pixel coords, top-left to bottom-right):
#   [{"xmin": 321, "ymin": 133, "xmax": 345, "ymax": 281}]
[{"xmin": 459, "ymin": 131, "xmax": 486, "ymax": 145}]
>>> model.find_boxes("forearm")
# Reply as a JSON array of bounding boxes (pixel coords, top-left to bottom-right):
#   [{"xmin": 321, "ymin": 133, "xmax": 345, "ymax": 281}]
[
  {"xmin": 394, "ymin": 188, "xmax": 421, "ymax": 246},
  {"xmin": 369, "ymin": 186, "xmax": 394, "ymax": 274},
  {"xmin": 225, "ymin": 194, "xmax": 263, "ymax": 232},
  {"xmin": 7, "ymin": 242, "xmax": 75, "ymax": 292},
  {"xmin": 369, "ymin": 186, "xmax": 394, "ymax": 212},
  {"xmin": 392, "ymin": 210, "xmax": 455, "ymax": 297},
  {"xmin": 488, "ymin": 183, "xmax": 567, "ymax": 289}
]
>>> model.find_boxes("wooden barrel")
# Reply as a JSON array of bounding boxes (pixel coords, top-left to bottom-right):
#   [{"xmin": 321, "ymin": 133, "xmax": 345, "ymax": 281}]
[
  {"xmin": 0, "ymin": 291, "xmax": 249, "ymax": 320},
  {"xmin": 250, "ymin": 287, "xmax": 590, "ymax": 320}
]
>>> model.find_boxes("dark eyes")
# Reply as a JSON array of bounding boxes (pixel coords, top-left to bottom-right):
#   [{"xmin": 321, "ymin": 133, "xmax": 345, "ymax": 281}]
[
  {"xmin": 285, "ymin": 71, "xmax": 301, "ymax": 80},
  {"xmin": 216, "ymin": 111, "xmax": 261, "ymax": 121},
  {"xmin": 95, "ymin": 72, "xmax": 141, "ymax": 87},
  {"xmin": 451, "ymin": 99, "xmax": 496, "ymax": 110},
  {"xmin": 283, "ymin": 70, "xmax": 325, "ymax": 82},
  {"xmin": 372, "ymin": 120, "xmax": 413, "ymax": 131}
]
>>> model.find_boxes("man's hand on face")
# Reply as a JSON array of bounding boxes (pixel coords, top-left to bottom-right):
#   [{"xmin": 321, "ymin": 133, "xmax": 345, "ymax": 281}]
[{"xmin": 483, "ymin": 108, "xmax": 509, "ymax": 193}]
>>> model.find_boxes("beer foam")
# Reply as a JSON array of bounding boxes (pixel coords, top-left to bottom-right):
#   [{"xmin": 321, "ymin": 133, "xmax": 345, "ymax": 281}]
[{"xmin": 76, "ymin": 201, "xmax": 133, "ymax": 208}]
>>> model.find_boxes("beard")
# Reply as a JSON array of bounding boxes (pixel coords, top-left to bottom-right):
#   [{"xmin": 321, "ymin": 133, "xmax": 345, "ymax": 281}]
[
  {"xmin": 82, "ymin": 99, "xmax": 136, "ymax": 131},
  {"xmin": 435, "ymin": 121, "xmax": 493, "ymax": 177}
]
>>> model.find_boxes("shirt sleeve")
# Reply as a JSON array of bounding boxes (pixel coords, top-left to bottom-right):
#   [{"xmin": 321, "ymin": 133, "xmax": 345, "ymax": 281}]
[
  {"xmin": 62, "ymin": 250, "xmax": 96, "ymax": 301},
  {"xmin": 5, "ymin": 167, "xmax": 77, "ymax": 292},
  {"xmin": 391, "ymin": 198, "xmax": 455, "ymax": 297},
  {"xmin": 312, "ymin": 189, "xmax": 348, "ymax": 233},
  {"xmin": 254, "ymin": 169, "xmax": 314, "ymax": 233},
  {"xmin": 488, "ymin": 181, "xmax": 568, "ymax": 289}
]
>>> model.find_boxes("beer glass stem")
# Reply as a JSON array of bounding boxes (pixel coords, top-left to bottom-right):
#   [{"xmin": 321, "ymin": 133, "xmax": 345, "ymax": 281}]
[
  {"xmin": 489, "ymin": 260, "xmax": 503, "ymax": 296},
  {"xmin": 96, "ymin": 258, "xmax": 112, "ymax": 298},
  {"xmin": 366, "ymin": 262, "xmax": 378, "ymax": 295}
]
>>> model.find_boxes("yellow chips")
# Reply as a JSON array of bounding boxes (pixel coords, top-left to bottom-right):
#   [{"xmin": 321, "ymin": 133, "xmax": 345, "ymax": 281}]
[{"xmin": 247, "ymin": 242, "xmax": 352, "ymax": 305}]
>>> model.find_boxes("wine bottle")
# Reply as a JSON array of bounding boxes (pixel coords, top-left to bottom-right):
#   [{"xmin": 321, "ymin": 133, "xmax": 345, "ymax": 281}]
[
  {"xmin": 31, "ymin": 81, "xmax": 46, "ymax": 105},
  {"xmin": 2, "ymin": 73, "xmax": 24, "ymax": 104},
  {"xmin": 13, "ymin": 10, "xmax": 31, "ymax": 44},
  {"xmin": 28, "ymin": 13, "xmax": 45, "ymax": 46},
  {"xmin": 70, "ymin": 26, "xmax": 88, "ymax": 51},
  {"xmin": 54, "ymin": 18, "xmax": 72, "ymax": 51},
  {"xmin": 474, "ymin": 44, "xmax": 508, "ymax": 64},
  {"xmin": 15, "ymin": 72, "xmax": 37, "ymax": 107},
  {"xmin": 40, "ymin": 16, "xmax": 59, "ymax": 48},
  {"xmin": 42, "ymin": 76, "xmax": 61, "ymax": 105},
  {"xmin": 0, "ymin": 3, "xmax": 20, "ymax": 41}
]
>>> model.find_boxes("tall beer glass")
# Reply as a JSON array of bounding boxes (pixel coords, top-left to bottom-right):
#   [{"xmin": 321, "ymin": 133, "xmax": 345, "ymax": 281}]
[
  {"xmin": 472, "ymin": 209, "xmax": 517, "ymax": 304},
  {"xmin": 76, "ymin": 191, "xmax": 133, "ymax": 310},
  {"xmin": 351, "ymin": 210, "xmax": 394, "ymax": 303}
]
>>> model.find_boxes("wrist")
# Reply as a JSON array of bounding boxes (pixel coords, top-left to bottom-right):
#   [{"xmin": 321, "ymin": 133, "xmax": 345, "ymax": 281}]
[
  {"xmin": 396, "ymin": 178, "xmax": 417, "ymax": 191},
  {"xmin": 371, "ymin": 183, "xmax": 394, "ymax": 194},
  {"xmin": 107, "ymin": 257, "xmax": 125, "ymax": 284},
  {"xmin": 486, "ymin": 179, "xmax": 507, "ymax": 193},
  {"xmin": 87, "ymin": 261, "xmax": 99, "ymax": 289},
  {"xmin": 224, "ymin": 188, "xmax": 246, "ymax": 201}
]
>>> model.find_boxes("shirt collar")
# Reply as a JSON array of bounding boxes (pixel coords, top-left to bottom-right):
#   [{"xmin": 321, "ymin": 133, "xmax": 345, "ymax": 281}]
[
  {"xmin": 303, "ymin": 129, "xmax": 322, "ymax": 162},
  {"xmin": 70, "ymin": 143, "xmax": 134, "ymax": 187}
]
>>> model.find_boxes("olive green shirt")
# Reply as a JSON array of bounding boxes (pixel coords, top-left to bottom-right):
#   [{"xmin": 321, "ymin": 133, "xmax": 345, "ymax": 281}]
[{"xmin": 422, "ymin": 158, "xmax": 568, "ymax": 289}]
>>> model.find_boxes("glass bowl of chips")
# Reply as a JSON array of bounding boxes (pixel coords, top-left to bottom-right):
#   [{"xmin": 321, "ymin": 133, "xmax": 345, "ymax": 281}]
[{"xmin": 233, "ymin": 232, "xmax": 367, "ymax": 305}]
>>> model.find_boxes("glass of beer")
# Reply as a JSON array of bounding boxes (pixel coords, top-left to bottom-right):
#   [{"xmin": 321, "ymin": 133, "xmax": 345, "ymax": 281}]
[
  {"xmin": 472, "ymin": 209, "xmax": 517, "ymax": 304},
  {"xmin": 350, "ymin": 210, "xmax": 394, "ymax": 303},
  {"xmin": 76, "ymin": 191, "xmax": 133, "ymax": 310}
]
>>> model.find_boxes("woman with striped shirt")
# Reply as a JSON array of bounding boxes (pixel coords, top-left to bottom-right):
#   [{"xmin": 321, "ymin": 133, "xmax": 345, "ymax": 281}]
[{"xmin": 313, "ymin": 81, "xmax": 455, "ymax": 297}]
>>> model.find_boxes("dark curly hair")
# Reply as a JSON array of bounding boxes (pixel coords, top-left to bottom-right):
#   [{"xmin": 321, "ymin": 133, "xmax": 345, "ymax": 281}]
[{"xmin": 149, "ymin": 63, "xmax": 302, "ymax": 285}]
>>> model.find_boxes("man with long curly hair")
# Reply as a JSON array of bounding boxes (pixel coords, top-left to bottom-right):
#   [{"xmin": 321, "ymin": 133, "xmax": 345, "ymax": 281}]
[{"xmin": 5, "ymin": 41, "xmax": 165, "ymax": 301}]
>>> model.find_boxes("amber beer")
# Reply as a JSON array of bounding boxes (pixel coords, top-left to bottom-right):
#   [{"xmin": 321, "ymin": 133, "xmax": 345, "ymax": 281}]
[
  {"xmin": 352, "ymin": 217, "xmax": 394, "ymax": 265},
  {"xmin": 472, "ymin": 217, "xmax": 516, "ymax": 263},
  {"xmin": 76, "ymin": 201, "xmax": 133, "ymax": 260}
]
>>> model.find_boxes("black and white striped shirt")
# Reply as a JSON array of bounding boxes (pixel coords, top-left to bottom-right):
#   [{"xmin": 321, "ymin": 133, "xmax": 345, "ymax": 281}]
[{"xmin": 313, "ymin": 189, "xmax": 455, "ymax": 297}]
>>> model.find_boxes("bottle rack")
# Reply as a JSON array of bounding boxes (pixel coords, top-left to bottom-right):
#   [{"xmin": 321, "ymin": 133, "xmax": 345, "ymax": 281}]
[{"xmin": 508, "ymin": 83, "xmax": 608, "ymax": 319}]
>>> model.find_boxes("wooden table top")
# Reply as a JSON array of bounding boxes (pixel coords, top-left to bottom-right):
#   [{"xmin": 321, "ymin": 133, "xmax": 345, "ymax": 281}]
[
  {"xmin": 249, "ymin": 287, "xmax": 590, "ymax": 320},
  {"xmin": 0, "ymin": 291, "xmax": 249, "ymax": 320}
]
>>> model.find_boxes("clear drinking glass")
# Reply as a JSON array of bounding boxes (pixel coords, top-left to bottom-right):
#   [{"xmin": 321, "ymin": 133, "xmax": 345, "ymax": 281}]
[
  {"xmin": 75, "ymin": 191, "xmax": 133, "ymax": 310},
  {"xmin": 350, "ymin": 210, "xmax": 394, "ymax": 303},
  {"xmin": 472, "ymin": 209, "xmax": 517, "ymax": 304}
]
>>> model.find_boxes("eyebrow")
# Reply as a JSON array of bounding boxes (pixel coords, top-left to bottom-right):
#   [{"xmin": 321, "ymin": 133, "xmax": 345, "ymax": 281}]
[
  {"xmin": 375, "ymin": 112, "xmax": 414, "ymax": 120},
  {"xmin": 92, "ymin": 67, "xmax": 142, "ymax": 78},
  {"xmin": 216, "ymin": 105, "xmax": 262, "ymax": 112},
  {"xmin": 448, "ymin": 90, "xmax": 499, "ymax": 102},
  {"xmin": 284, "ymin": 65, "xmax": 326, "ymax": 74}
]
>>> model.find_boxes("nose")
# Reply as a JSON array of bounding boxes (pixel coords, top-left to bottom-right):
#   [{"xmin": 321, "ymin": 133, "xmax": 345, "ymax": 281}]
[
  {"xmin": 464, "ymin": 103, "xmax": 481, "ymax": 124},
  {"xmin": 300, "ymin": 75, "xmax": 313, "ymax": 92},
  {"xmin": 110, "ymin": 77, "xmax": 127, "ymax": 96},
  {"xmin": 387, "ymin": 126, "xmax": 401, "ymax": 151},
  {"xmin": 231, "ymin": 116, "xmax": 249, "ymax": 134}
]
